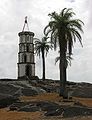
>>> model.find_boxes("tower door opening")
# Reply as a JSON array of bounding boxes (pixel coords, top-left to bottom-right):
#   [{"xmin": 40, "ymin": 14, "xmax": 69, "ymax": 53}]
[{"xmin": 25, "ymin": 65, "xmax": 32, "ymax": 77}]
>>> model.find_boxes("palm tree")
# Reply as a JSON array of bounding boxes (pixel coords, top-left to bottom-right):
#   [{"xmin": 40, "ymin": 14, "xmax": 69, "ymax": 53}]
[
  {"xmin": 44, "ymin": 8, "xmax": 84, "ymax": 97},
  {"xmin": 34, "ymin": 36, "xmax": 53, "ymax": 81}
]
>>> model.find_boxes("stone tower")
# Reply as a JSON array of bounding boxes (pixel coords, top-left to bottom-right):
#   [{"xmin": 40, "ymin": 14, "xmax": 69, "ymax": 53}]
[{"xmin": 18, "ymin": 17, "xmax": 35, "ymax": 79}]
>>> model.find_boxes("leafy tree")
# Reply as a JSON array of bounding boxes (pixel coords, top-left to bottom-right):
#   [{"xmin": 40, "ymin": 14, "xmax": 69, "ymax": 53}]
[
  {"xmin": 34, "ymin": 36, "xmax": 53, "ymax": 81},
  {"xmin": 44, "ymin": 8, "xmax": 84, "ymax": 97}
]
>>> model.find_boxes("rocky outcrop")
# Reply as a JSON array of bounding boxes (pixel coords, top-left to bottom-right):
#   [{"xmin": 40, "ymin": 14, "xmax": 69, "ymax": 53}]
[
  {"xmin": 0, "ymin": 94, "xmax": 18, "ymax": 108},
  {"xmin": 9, "ymin": 101, "xmax": 63, "ymax": 115},
  {"xmin": 0, "ymin": 80, "xmax": 92, "ymax": 98},
  {"xmin": 0, "ymin": 81, "xmax": 46, "ymax": 97},
  {"xmin": 0, "ymin": 80, "xmax": 46, "ymax": 108},
  {"xmin": 8, "ymin": 101, "xmax": 92, "ymax": 117}
]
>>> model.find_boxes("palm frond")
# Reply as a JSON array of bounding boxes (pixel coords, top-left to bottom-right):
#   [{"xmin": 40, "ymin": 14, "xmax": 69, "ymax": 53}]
[
  {"xmin": 55, "ymin": 54, "xmax": 73, "ymax": 67},
  {"xmin": 34, "ymin": 36, "xmax": 53, "ymax": 57},
  {"xmin": 55, "ymin": 56, "xmax": 60, "ymax": 65}
]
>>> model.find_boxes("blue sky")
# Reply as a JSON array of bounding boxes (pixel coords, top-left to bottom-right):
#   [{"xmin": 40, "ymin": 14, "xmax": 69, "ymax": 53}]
[{"xmin": 0, "ymin": 0, "xmax": 92, "ymax": 83}]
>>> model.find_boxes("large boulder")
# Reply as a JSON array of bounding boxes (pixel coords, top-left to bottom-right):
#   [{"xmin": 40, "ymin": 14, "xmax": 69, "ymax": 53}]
[
  {"xmin": 18, "ymin": 104, "xmax": 39, "ymax": 112},
  {"xmin": 0, "ymin": 94, "xmax": 18, "ymax": 108},
  {"xmin": 44, "ymin": 108, "xmax": 64, "ymax": 116},
  {"xmin": 63, "ymin": 106, "xmax": 92, "ymax": 118},
  {"xmin": 0, "ymin": 81, "xmax": 46, "ymax": 109},
  {"xmin": 21, "ymin": 88, "xmax": 38, "ymax": 96},
  {"xmin": 37, "ymin": 101, "xmax": 64, "ymax": 116},
  {"xmin": 36, "ymin": 101, "xmax": 60, "ymax": 111},
  {"xmin": 72, "ymin": 87, "xmax": 92, "ymax": 98},
  {"xmin": 0, "ymin": 83, "xmax": 19, "ymax": 95},
  {"xmin": 9, "ymin": 101, "xmax": 62, "ymax": 113},
  {"xmin": 0, "ymin": 81, "xmax": 46, "ymax": 97}
]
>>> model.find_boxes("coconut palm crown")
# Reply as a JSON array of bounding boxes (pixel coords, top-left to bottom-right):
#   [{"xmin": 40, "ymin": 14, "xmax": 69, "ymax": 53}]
[{"xmin": 44, "ymin": 8, "xmax": 84, "ymax": 97}]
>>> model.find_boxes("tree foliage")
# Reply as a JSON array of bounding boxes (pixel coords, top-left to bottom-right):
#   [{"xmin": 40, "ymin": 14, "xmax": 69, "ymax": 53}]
[{"xmin": 44, "ymin": 8, "xmax": 84, "ymax": 97}]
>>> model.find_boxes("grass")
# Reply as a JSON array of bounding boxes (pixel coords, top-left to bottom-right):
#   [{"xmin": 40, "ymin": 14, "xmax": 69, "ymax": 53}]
[
  {"xmin": 20, "ymin": 93, "xmax": 92, "ymax": 107},
  {"xmin": 75, "ymin": 97, "xmax": 92, "ymax": 107},
  {"xmin": 0, "ymin": 109, "xmax": 42, "ymax": 120},
  {"xmin": 19, "ymin": 93, "xmax": 63, "ymax": 102}
]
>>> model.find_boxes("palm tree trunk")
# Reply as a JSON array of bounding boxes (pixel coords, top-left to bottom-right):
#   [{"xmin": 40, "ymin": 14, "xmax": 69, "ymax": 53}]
[
  {"xmin": 59, "ymin": 36, "xmax": 67, "ymax": 97},
  {"xmin": 59, "ymin": 45, "xmax": 65, "ymax": 96},
  {"xmin": 63, "ymin": 63, "xmax": 67, "ymax": 98},
  {"xmin": 42, "ymin": 51, "xmax": 45, "ymax": 81},
  {"xmin": 59, "ymin": 53, "xmax": 67, "ymax": 97},
  {"xmin": 64, "ymin": 66, "xmax": 67, "ymax": 85}
]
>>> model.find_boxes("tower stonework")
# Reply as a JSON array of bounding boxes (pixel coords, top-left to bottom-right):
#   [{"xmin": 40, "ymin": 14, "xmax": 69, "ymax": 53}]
[{"xmin": 18, "ymin": 18, "xmax": 35, "ymax": 79}]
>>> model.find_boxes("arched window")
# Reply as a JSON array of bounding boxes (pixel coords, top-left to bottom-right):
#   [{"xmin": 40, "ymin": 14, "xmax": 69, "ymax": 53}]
[
  {"xmin": 21, "ymin": 44, "xmax": 25, "ymax": 52},
  {"xmin": 24, "ymin": 54, "xmax": 27, "ymax": 62},
  {"xmin": 25, "ymin": 35, "xmax": 29, "ymax": 42},
  {"xmin": 29, "ymin": 44, "xmax": 33, "ymax": 52},
  {"xmin": 26, "ymin": 45, "xmax": 29, "ymax": 52},
  {"xmin": 30, "ymin": 54, "xmax": 34, "ymax": 62},
  {"xmin": 22, "ymin": 54, "xmax": 27, "ymax": 62}
]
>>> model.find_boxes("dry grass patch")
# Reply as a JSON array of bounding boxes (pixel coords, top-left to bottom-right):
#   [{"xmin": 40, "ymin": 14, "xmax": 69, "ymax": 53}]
[
  {"xmin": 0, "ymin": 108, "xmax": 42, "ymax": 120},
  {"xmin": 20, "ymin": 93, "xmax": 92, "ymax": 107},
  {"xmin": 75, "ymin": 98, "xmax": 92, "ymax": 107},
  {"xmin": 0, "ymin": 108, "xmax": 92, "ymax": 120},
  {"xmin": 19, "ymin": 93, "xmax": 63, "ymax": 102}
]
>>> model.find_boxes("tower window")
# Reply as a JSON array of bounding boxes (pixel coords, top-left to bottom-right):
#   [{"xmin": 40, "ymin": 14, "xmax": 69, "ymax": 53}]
[
  {"xmin": 21, "ymin": 44, "xmax": 25, "ymax": 52},
  {"xmin": 26, "ymin": 45, "xmax": 29, "ymax": 52},
  {"xmin": 30, "ymin": 54, "xmax": 34, "ymax": 62},
  {"xmin": 22, "ymin": 54, "xmax": 27, "ymax": 62},
  {"xmin": 25, "ymin": 35, "xmax": 29, "ymax": 42},
  {"xmin": 24, "ymin": 54, "xmax": 27, "ymax": 62}
]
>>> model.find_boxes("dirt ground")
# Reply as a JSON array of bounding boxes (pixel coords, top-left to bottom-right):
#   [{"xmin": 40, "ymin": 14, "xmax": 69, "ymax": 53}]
[
  {"xmin": 0, "ymin": 93, "xmax": 92, "ymax": 120},
  {"xmin": 20, "ymin": 93, "xmax": 92, "ymax": 106},
  {"xmin": 0, "ymin": 109, "xmax": 92, "ymax": 120}
]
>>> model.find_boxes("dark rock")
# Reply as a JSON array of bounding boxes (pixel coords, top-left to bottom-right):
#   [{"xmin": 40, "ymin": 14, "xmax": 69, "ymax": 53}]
[
  {"xmin": 8, "ymin": 100, "xmax": 92, "ymax": 118},
  {"xmin": 40, "ymin": 85, "xmax": 58, "ymax": 92},
  {"xmin": 63, "ymin": 106, "xmax": 92, "ymax": 118},
  {"xmin": 9, "ymin": 106, "xmax": 18, "ymax": 111},
  {"xmin": 9, "ymin": 101, "xmax": 62, "ymax": 114},
  {"xmin": 37, "ymin": 101, "xmax": 64, "ymax": 116},
  {"xmin": 72, "ymin": 87, "xmax": 92, "ymax": 98},
  {"xmin": 18, "ymin": 104, "xmax": 39, "ymax": 112},
  {"xmin": 9, "ymin": 102, "xmax": 29, "ymax": 111},
  {"xmin": 0, "ymin": 94, "xmax": 18, "ymax": 108},
  {"xmin": 44, "ymin": 108, "xmax": 64, "ymax": 116},
  {"xmin": 36, "ymin": 101, "xmax": 60, "ymax": 111},
  {"xmin": 0, "ymin": 81, "xmax": 46, "ymax": 97},
  {"xmin": 22, "ymin": 88, "xmax": 38, "ymax": 96},
  {"xmin": 0, "ymin": 83, "xmax": 19, "ymax": 95}
]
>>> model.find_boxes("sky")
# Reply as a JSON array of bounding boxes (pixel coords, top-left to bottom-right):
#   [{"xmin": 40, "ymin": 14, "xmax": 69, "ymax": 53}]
[{"xmin": 0, "ymin": 0, "xmax": 92, "ymax": 83}]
